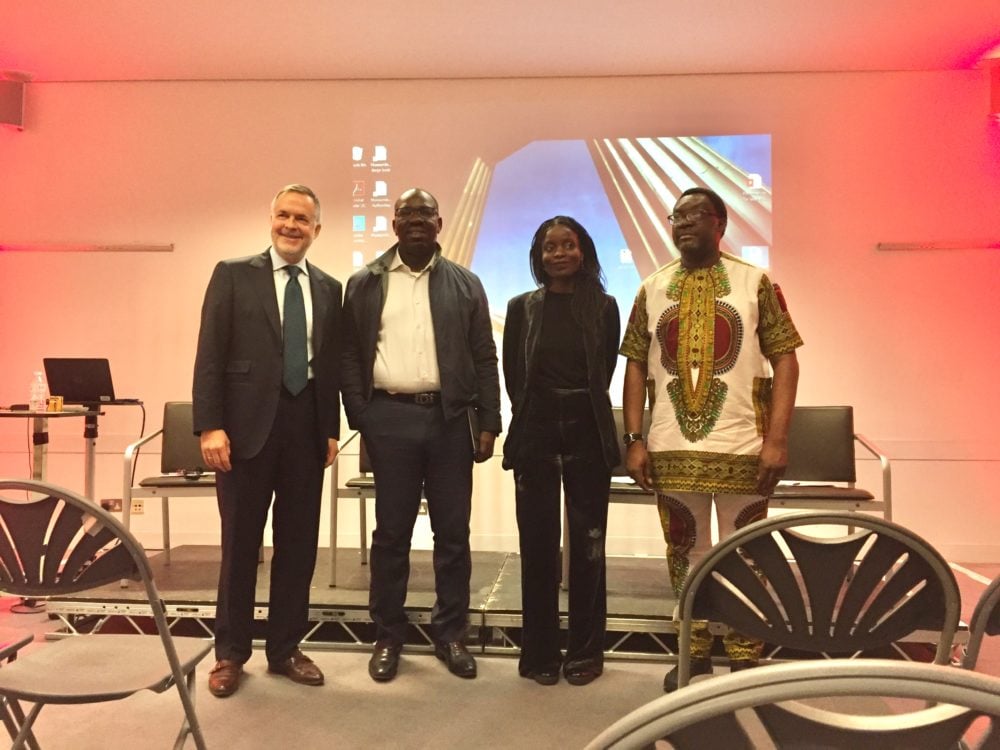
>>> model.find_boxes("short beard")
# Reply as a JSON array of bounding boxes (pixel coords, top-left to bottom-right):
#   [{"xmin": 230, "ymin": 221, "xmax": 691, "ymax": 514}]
[
  {"xmin": 679, "ymin": 241, "xmax": 719, "ymax": 268},
  {"xmin": 397, "ymin": 238, "xmax": 436, "ymax": 270},
  {"xmin": 399, "ymin": 238, "xmax": 434, "ymax": 254}
]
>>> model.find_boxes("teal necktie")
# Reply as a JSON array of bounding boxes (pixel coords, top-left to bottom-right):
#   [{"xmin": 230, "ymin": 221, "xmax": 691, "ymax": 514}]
[{"xmin": 282, "ymin": 266, "xmax": 308, "ymax": 395}]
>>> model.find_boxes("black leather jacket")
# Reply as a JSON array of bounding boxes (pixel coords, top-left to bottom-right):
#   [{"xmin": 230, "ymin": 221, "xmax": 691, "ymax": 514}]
[
  {"xmin": 341, "ymin": 244, "xmax": 502, "ymax": 434},
  {"xmin": 502, "ymin": 288, "xmax": 620, "ymax": 471}
]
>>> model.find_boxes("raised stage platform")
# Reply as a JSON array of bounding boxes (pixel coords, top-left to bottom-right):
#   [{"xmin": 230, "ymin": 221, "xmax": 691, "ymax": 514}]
[{"xmin": 44, "ymin": 545, "xmax": 964, "ymax": 662}]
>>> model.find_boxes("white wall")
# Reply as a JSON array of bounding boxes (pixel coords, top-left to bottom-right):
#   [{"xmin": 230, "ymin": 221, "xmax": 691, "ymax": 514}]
[{"xmin": 1, "ymin": 71, "xmax": 998, "ymax": 560}]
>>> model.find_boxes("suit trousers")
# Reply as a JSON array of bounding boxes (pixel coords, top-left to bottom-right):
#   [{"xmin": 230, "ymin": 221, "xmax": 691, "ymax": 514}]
[
  {"xmin": 513, "ymin": 388, "xmax": 610, "ymax": 675},
  {"xmin": 362, "ymin": 394, "xmax": 473, "ymax": 645},
  {"xmin": 213, "ymin": 382, "xmax": 324, "ymax": 664}
]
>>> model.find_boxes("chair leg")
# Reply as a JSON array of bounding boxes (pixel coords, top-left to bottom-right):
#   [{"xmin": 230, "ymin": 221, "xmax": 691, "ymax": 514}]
[
  {"xmin": 171, "ymin": 668, "xmax": 207, "ymax": 750},
  {"xmin": 329, "ymin": 481, "xmax": 339, "ymax": 587},
  {"xmin": 360, "ymin": 497, "xmax": 368, "ymax": 566},
  {"xmin": 5, "ymin": 698, "xmax": 38, "ymax": 750},
  {"xmin": 162, "ymin": 496, "xmax": 172, "ymax": 565},
  {"xmin": 0, "ymin": 698, "xmax": 21, "ymax": 747},
  {"xmin": 119, "ymin": 488, "xmax": 135, "ymax": 588},
  {"xmin": 11, "ymin": 702, "xmax": 42, "ymax": 750},
  {"xmin": 561, "ymin": 503, "xmax": 570, "ymax": 590}
]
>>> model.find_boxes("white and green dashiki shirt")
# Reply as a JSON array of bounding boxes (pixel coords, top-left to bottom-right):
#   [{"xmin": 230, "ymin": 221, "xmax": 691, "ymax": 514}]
[{"xmin": 620, "ymin": 253, "xmax": 803, "ymax": 494}]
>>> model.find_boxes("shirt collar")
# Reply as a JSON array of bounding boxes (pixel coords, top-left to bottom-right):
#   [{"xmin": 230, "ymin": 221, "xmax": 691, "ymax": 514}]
[
  {"xmin": 388, "ymin": 247, "xmax": 436, "ymax": 275},
  {"xmin": 270, "ymin": 246, "xmax": 309, "ymax": 276}
]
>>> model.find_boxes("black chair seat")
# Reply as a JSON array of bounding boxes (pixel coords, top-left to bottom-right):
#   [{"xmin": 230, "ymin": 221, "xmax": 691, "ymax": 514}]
[
  {"xmin": 609, "ymin": 480, "xmax": 656, "ymax": 499},
  {"xmin": 139, "ymin": 475, "xmax": 216, "ymax": 489},
  {"xmin": 124, "ymin": 401, "xmax": 217, "ymax": 569},
  {"xmin": 344, "ymin": 476, "xmax": 375, "ymax": 490},
  {"xmin": 772, "ymin": 484, "xmax": 874, "ymax": 501}
]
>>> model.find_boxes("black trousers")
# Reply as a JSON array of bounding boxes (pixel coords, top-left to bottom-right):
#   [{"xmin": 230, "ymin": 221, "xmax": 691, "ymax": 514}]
[
  {"xmin": 213, "ymin": 383, "xmax": 323, "ymax": 664},
  {"xmin": 362, "ymin": 394, "xmax": 474, "ymax": 645},
  {"xmin": 514, "ymin": 388, "xmax": 610, "ymax": 675}
]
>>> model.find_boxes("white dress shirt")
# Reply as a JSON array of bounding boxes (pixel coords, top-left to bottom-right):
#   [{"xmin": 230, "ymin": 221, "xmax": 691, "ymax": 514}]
[{"xmin": 372, "ymin": 250, "xmax": 441, "ymax": 393}]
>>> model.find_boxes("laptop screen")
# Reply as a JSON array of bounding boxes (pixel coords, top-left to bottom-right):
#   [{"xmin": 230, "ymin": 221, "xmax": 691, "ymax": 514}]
[{"xmin": 42, "ymin": 358, "xmax": 116, "ymax": 405}]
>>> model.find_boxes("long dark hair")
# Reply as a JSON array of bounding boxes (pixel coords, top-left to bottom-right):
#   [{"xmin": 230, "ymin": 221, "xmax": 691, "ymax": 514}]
[{"xmin": 529, "ymin": 216, "xmax": 608, "ymax": 327}]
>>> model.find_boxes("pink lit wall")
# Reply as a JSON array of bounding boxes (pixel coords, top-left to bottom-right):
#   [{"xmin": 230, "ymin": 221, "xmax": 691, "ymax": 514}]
[{"xmin": 1, "ymin": 72, "xmax": 998, "ymax": 558}]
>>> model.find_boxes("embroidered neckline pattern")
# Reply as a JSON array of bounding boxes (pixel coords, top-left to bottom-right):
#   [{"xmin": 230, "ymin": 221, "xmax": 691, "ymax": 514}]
[
  {"xmin": 665, "ymin": 261, "xmax": 730, "ymax": 301},
  {"xmin": 666, "ymin": 261, "xmax": 731, "ymax": 442}
]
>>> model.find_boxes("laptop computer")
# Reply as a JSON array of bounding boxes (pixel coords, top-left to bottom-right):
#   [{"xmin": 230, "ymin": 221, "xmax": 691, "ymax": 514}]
[{"xmin": 42, "ymin": 358, "xmax": 139, "ymax": 405}]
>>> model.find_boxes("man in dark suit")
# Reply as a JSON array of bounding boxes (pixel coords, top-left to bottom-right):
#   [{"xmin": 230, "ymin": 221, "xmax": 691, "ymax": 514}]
[
  {"xmin": 193, "ymin": 184, "xmax": 342, "ymax": 698},
  {"xmin": 341, "ymin": 187, "xmax": 501, "ymax": 683}
]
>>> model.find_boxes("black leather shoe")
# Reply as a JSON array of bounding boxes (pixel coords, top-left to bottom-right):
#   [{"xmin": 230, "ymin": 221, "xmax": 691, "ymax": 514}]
[
  {"xmin": 565, "ymin": 666, "xmax": 602, "ymax": 686},
  {"xmin": 520, "ymin": 665, "xmax": 560, "ymax": 686},
  {"xmin": 435, "ymin": 641, "xmax": 477, "ymax": 679},
  {"xmin": 369, "ymin": 641, "xmax": 402, "ymax": 682},
  {"xmin": 663, "ymin": 656, "xmax": 713, "ymax": 692}
]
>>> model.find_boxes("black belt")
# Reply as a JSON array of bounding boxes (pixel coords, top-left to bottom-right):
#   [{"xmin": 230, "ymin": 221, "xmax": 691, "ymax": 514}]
[{"xmin": 373, "ymin": 389, "xmax": 439, "ymax": 406}]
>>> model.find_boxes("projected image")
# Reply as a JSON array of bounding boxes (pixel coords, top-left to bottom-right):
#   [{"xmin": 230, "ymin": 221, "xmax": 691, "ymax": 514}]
[
  {"xmin": 351, "ymin": 135, "xmax": 771, "ymax": 308},
  {"xmin": 348, "ymin": 134, "xmax": 771, "ymax": 402},
  {"xmin": 470, "ymin": 135, "xmax": 772, "ymax": 321}
]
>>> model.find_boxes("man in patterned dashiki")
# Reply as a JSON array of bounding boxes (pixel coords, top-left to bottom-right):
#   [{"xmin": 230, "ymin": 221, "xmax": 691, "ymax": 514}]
[{"xmin": 619, "ymin": 186, "xmax": 802, "ymax": 692}]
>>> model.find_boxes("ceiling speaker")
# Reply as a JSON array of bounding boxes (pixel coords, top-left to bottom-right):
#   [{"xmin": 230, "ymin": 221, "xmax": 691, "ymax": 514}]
[{"xmin": 0, "ymin": 80, "xmax": 24, "ymax": 129}]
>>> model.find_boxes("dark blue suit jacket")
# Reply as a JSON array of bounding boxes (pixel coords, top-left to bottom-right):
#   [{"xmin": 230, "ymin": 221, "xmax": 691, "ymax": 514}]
[{"xmin": 192, "ymin": 249, "xmax": 342, "ymax": 459}]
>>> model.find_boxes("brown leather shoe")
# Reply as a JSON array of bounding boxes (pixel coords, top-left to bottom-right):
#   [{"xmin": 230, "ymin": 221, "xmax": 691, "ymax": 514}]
[
  {"xmin": 208, "ymin": 659, "xmax": 243, "ymax": 697},
  {"xmin": 267, "ymin": 648, "xmax": 324, "ymax": 686}
]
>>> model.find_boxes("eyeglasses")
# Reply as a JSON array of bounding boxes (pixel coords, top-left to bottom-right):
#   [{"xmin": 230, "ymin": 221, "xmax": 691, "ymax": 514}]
[
  {"xmin": 667, "ymin": 209, "xmax": 719, "ymax": 225},
  {"xmin": 394, "ymin": 206, "xmax": 438, "ymax": 219}
]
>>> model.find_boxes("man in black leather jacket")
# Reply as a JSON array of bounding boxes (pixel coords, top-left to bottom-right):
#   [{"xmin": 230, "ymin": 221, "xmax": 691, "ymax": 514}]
[{"xmin": 341, "ymin": 187, "xmax": 501, "ymax": 683}]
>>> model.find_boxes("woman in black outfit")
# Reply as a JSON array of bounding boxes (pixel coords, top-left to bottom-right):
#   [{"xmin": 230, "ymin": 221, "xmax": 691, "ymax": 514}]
[{"xmin": 502, "ymin": 216, "xmax": 620, "ymax": 686}]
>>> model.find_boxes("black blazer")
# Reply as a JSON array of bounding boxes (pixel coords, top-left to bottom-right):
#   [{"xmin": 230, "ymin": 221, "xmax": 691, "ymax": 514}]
[
  {"xmin": 192, "ymin": 249, "xmax": 342, "ymax": 460},
  {"xmin": 502, "ymin": 288, "xmax": 621, "ymax": 471},
  {"xmin": 340, "ymin": 244, "xmax": 501, "ymax": 435}
]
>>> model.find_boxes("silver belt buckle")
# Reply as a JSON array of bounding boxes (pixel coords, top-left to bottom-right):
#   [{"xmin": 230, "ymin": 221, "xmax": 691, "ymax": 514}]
[{"xmin": 414, "ymin": 392, "xmax": 435, "ymax": 405}]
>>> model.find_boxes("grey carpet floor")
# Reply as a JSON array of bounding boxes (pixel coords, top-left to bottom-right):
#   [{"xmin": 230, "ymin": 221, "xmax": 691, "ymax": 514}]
[{"xmin": 20, "ymin": 648, "xmax": 668, "ymax": 749}]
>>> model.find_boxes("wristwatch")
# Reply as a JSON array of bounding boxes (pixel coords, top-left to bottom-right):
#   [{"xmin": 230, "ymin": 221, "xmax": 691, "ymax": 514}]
[{"xmin": 623, "ymin": 432, "xmax": 644, "ymax": 446}]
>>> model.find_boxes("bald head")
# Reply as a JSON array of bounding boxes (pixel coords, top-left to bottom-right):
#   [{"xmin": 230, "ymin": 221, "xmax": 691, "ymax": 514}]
[
  {"xmin": 392, "ymin": 187, "xmax": 443, "ymax": 270},
  {"xmin": 394, "ymin": 188, "xmax": 438, "ymax": 213}
]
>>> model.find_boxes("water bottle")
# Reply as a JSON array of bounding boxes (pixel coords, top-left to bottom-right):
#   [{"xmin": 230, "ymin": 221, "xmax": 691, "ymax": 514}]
[{"xmin": 29, "ymin": 371, "xmax": 47, "ymax": 412}]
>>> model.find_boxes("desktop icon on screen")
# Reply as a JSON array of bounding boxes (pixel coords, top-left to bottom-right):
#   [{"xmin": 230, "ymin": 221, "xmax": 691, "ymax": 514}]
[
  {"xmin": 352, "ymin": 181, "xmax": 365, "ymax": 196},
  {"xmin": 373, "ymin": 145, "xmax": 388, "ymax": 162},
  {"xmin": 353, "ymin": 215, "xmax": 366, "ymax": 232},
  {"xmin": 373, "ymin": 215, "xmax": 389, "ymax": 232},
  {"xmin": 373, "ymin": 181, "xmax": 388, "ymax": 198},
  {"xmin": 746, "ymin": 173, "xmax": 763, "ymax": 189},
  {"xmin": 352, "ymin": 146, "xmax": 364, "ymax": 161}
]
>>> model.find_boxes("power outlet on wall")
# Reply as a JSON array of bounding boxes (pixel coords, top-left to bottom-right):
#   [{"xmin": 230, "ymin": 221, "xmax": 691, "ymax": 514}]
[{"xmin": 130, "ymin": 498, "xmax": 144, "ymax": 515}]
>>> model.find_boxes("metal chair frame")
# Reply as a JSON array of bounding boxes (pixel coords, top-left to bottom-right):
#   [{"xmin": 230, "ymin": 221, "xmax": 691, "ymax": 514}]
[
  {"xmin": 122, "ymin": 401, "xmax": 216, "ymax": 566},
  {"xmin": 0, "ymin": 478, "xmax": 211, "ymax": 749},
  {"xmin": 586, "ymin": 659, "xmax": 1000, "ymax": 750},
  {"xmin": 675, "ymin": 511, "xmax": 961, "ymax": 689},
  {"xmin": 771, "ymin": 405, "xmax": 892, "ymax": 521},
  {"xmin": 962, "ymin": 573, "xmax": 1000, "ymax": 670}
]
